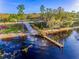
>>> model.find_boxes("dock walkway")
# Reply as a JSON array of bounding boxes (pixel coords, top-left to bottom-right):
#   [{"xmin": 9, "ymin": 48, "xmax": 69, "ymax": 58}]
[
  {"xmin": 42, "ymin": 35, "xmax": 64, "ymax": 48},
  {"xmin": 40, "ymin": 26, "xmax": 79, "ymax": 35},
  {"xmin": 0, "ymin": 33, "xmax": 26, "ymax": 40},
  {"xmin": 0, "ymin": 22, "xmax": 79, "ymax": 48}
]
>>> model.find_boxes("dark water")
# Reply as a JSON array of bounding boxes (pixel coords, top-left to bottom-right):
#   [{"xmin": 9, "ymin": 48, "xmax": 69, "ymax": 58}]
[{"xmin": 0, "ymin": 31, "xmax": 79, "ymax": 59}]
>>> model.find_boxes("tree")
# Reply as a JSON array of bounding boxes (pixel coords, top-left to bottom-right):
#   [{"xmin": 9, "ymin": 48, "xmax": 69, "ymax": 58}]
[
  {"xmin": 56, "ymin": 7, "xmax": 64, "ymax": 20},
  {"xmin": 52, "ymin": 9, "xmax": 57, "ymax": 15},
  {"xmin": 45, "ymin": 8, "xmax": 53, "ymax": 21},
  {"xmin": 40, "ymin": 5, "xmax": 45, "ymax": 20},
  {"xmin": 17, "ymin": 4, "xmax": 25, "ymax": 21},
  {"xmin": 39, "ymin": 6, "xmax": 75, "ymax": 29},
  {"xmin": 17, "ymin": 4, "xmax": 25, "ymax": 14}
]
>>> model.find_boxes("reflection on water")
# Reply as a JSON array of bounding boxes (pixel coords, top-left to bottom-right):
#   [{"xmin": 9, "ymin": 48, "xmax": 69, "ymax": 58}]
[
  {"xmin": 64, "ymin": 31, "xmax": 79, "ymax": 59},
  {"xmin": 1, "ymin": 31, "xmax": 79, "ymax": 59},
  {"xmin": 48, "ymin": 31, "xmax": 72, "ymax": 44}
]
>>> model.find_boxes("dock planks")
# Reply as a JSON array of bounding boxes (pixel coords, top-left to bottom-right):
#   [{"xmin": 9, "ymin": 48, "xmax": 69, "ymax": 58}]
[{"xmin": 0, "ymin": 33, "xmax": 26, "ymax": 40}]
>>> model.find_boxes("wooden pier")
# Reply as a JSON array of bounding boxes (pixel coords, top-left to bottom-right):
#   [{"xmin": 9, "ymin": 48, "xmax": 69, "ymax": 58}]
[
  {"xmin": 33, "ymin": 26, "xmax": 64, "ymax": 48},
  {"xmin": 41, "ymin": 35, "xmax": 63, "ymax": 48},
  {"xmin": 32, "ymin": 25, "xmax": 79, "ymax": 48},
  {"xmin": 0, "ymin": 33, "xmax": 27, "ymax": 40},
  {"xmin": 40, "ymin": 26, "xmax": 79, "ymax": 35},
  {"xmin": 0, "ymin": 22, "xmax": 79, "ymax": 48},
  {"xmin": 0, "ymin": 22, "xmax": 21, "ymax": 25}
]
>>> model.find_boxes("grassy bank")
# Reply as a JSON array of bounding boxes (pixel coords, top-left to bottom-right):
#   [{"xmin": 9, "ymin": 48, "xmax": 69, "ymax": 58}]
[{"xmin": 0, "ymin": 24, "xmax": 27, "ymax": 34}]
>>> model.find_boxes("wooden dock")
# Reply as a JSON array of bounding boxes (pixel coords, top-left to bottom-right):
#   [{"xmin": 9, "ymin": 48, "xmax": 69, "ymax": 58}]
[
  {"xmin": 40, "ymin": 26, "xmax": 79, "ymax": 35},
  {"xmin": 39, "ymin": 35, "xmax": 64, "ymax": 48},
  {"xmin": 33, "ymin": 26, "xmax": 64, "ymax": 48},
  {"xmin": 0, "ymin": 33, "xmax": 27, "ymax": 40},
  {"xmin": 0, "ymin": 22, "xmax": 79, "ymax": 48},
  {"xmin": 0, "ymin": 22, "xmax": 21, "ymax": 25}
]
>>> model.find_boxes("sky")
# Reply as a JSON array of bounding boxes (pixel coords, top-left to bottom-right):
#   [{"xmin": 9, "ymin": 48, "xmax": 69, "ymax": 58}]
[{"xmin": 0, "ymin": 0, "xmax": 79, "ymax": 13}]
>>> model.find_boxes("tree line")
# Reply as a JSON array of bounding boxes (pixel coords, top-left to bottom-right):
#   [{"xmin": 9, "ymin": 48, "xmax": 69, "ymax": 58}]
[
  {"xmin": 0, "ymin": 4, "xmax": 78, "ymax": 29},
  {"xmin": 40, "ymin": 5, "xmax": 77, "ymax": 29}
]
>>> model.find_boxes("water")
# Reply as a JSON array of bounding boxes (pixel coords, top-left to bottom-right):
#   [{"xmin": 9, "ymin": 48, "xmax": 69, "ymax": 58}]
[
  {"xmin": 23, "ymin": 22, "xmax": 38, "ymax": 35},
  {"xmin": 64, "ymin": 31, "xmax": 79, "ymax": 59},
  {"xmin": 0, "ymin": 31, "xmax": 79, "ymax": 59},
  {"xmin": 24, "ymin": 35, "xmax": 65, "ymax": 59}
]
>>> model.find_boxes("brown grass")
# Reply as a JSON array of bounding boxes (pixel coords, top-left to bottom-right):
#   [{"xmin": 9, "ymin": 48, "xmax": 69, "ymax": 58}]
[{"xmin": 0, "ymin": 14, "xmax": 10, "ymax": 19}]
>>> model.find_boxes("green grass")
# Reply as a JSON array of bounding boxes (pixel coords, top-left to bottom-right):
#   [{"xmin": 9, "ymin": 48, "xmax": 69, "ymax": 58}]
[
  {"xmin": 0, "ymin": 28, "xmax": 21, "ymax": 34},
  {"xmin": 0, "ymin": 24, "xmax": 26, "ymax": 34}
]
